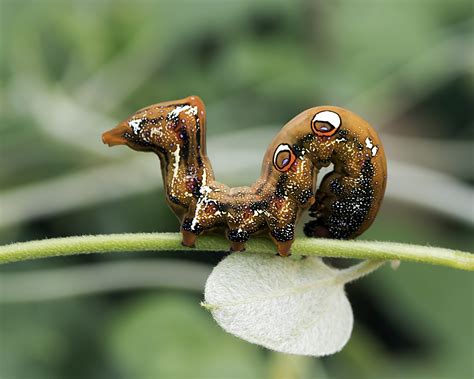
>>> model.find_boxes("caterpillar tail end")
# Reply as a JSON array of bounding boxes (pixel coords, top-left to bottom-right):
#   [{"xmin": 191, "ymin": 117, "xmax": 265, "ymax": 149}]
[{"xmin": 303, "ymin": 220, "xmax": 332, "ymax": 238}]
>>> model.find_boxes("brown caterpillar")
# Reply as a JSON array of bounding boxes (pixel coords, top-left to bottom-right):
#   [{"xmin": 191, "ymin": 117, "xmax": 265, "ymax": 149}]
[{"xmin": 102, "ymin": 96, "xmax": 387, "ymax": 256}]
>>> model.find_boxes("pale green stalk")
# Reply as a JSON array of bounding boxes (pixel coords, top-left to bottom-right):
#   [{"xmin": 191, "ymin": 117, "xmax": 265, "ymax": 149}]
[
  {"xmin": 0, "ymin": 233, "xmax": 472, "ymax": 271},
  {"xmin": 336, "ymin": 260, "xmax": 387, "ymax": 284}
]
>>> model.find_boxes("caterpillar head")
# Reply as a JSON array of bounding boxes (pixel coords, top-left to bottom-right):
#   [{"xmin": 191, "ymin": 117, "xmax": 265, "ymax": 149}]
[{"xmin": 102, "ymin": 96, "xmax": 206, "ymax": 154}]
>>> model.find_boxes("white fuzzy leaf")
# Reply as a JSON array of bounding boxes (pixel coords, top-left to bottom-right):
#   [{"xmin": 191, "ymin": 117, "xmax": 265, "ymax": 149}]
[{"xmin": 204, "ymin": 253, "xmax": 353, "ymax": 356}]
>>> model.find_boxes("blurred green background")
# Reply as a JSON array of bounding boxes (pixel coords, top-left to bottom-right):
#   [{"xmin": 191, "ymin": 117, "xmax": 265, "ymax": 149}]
[{"xmin": 0, "ymin": 0, "xmax": 473, "ymax": 378}]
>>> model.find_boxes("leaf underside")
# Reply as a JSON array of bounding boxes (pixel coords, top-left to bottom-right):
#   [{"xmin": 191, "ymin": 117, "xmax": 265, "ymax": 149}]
[{"xmin": 204, "ymin": 253, "xmax": 354, "ymax": 356}]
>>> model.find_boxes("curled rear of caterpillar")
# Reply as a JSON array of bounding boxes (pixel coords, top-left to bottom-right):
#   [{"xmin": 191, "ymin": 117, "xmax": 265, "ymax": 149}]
[{"xmin": 102, "ymin": 96, "xmax": 387, "ymax": 256}]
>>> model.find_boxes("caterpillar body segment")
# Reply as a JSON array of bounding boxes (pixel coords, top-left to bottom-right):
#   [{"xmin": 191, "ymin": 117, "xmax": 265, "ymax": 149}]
[{"xmin": 102, "ymin": 96, "xmax": 387, "ymax": 256}]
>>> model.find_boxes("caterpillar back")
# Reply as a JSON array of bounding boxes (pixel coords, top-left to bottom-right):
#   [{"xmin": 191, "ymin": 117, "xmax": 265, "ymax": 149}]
[{"xmin": 102, "ymin": 96, "xmax": 387, "ymax": 256}]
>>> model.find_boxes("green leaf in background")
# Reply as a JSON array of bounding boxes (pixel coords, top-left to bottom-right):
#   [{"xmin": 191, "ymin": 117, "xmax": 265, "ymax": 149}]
[{"xmin": 106, "ymin": 294, "xmax": 265, "ymax": 379}]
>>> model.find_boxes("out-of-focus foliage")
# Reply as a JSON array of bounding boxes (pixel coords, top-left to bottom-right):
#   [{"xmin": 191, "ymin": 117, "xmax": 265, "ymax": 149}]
[
  {"xmin": 0, "ymin": 0, "xmax": 472, "ymax": 378},
  {"xmin": 108, "ymin": 295, "xmax": 265, "ymax": 378}
]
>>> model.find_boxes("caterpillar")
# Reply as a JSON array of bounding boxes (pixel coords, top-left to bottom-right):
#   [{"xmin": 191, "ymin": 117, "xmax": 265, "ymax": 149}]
[{"xmin": 102, "ymin": 96, "xmax": 387, "ymax": 256}]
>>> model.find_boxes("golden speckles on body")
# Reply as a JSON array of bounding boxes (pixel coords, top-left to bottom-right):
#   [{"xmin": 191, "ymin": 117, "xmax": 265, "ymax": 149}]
[{"xmin": 102, "ymin": 98, "xmax": 387, "ymax": 256}]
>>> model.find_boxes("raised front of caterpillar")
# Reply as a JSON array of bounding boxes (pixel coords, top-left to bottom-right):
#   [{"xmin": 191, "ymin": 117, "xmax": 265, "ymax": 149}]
[{"xmin": 102, "ymin": 96, "xmax": 387, "ymax": 256}]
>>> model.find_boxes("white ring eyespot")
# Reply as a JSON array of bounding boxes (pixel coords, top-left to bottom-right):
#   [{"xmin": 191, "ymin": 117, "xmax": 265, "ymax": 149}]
[
  {"xmin": 273, "ymin": 143, "xmax": 296, "ymax": 172},
  {"xmin": 311, "ymin": 110, "xmax": 341, "ymax": 137}
]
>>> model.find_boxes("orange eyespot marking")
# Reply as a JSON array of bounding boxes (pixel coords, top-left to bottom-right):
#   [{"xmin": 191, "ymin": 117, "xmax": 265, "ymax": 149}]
[
  {"xmin": 311, "ymin": 110, "xmax": 341, "ymax": 137},
  {"xmin": 273, "ymin": 144, "xmax": 296, "ymax": 172}
]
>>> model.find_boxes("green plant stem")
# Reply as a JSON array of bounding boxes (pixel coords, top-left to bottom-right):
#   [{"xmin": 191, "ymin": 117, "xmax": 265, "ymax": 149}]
[
  {"xmin": 0, "ymin": 233, "xmax": 472, "ymax": 271},
  {"xmin": 337, "ymin": 260, "xmax": 387, "ymax": 284}
]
